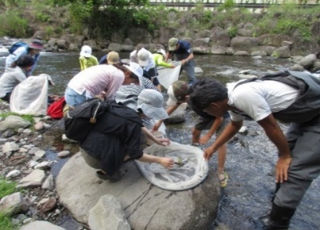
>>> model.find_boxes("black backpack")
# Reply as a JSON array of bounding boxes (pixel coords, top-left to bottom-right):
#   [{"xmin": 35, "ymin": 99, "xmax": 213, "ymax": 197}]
[{"xmin": 64, "ymin": 98, "xmax": 109, "ymax": 142}]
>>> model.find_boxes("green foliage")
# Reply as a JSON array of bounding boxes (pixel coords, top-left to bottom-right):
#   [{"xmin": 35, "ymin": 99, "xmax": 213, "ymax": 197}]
[
  {"xmin": 227, "ymin": 26, "xmax": 238, "ymax": 38},
  {"xmin": 218, "ymin": 0, "xmax": 235, "ymax": 11},
  {"xmin": 0, "ymin": 212, "xmax": 16, "ymax": 230},
  {"xmin": 35, "ymin": 12, "xmax": 50, "ymax": 22},
  {"xmin": 0, "ymin": 10, "xmax": 29, "ymax": 37},
  {"xmin": 0, "ymin": 178, "xmax": 17, "ymax": 199}
]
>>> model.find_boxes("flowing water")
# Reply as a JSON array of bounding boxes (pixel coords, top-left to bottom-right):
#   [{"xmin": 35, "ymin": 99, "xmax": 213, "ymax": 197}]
[{"xmin": 0, "ymin": 51, "xmax": 319, "ymax": 230}]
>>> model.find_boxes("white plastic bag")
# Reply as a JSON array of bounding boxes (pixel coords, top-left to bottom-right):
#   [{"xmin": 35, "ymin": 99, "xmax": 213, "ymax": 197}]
[
  {"xmin": 157, "ymin": 62, "xmax": 181, "ymax": 89},
  {"xmin": 10, "ymin": 74, "xmax": 52, "ymax": 116}
]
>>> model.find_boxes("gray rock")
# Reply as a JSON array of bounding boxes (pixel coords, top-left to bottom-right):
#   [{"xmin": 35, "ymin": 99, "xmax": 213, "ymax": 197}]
[
  {"xmin": 34, "ymin": 161, "xmax": 53, "ymax": 170},
  {"xmin": 0, "ymin": 192, "xmax": 26, "ymax": 214},
  {"xmin": 18, "ymin": 169, "xmax": 46, "ymax": 188},
  {"xmin": 6, "ymin": 169, "xmax": 21, "ymax": 179},
  {"xmin": 231, "ymin": 36, "xmax": 259, "ymax": 51},
  {"xmin": 312, "ymin": 61, "xmax": 320, "ymax": 72},
  {"xmin": 88, "ymin": 195, "xmax": 131, "ymax": 230},
  {"xmin": 34, "ymin": 122, "xmax": 44, "ymax": 131},
  {"xmin": 272, "ymin": 46, "xmax": 291, "ymax": 58},
  {"xmin": 33, "ymin": 150, "xmax": 46, "ymax": 160},
  {"xmin": 289, "ymin": 64, "xmax": 305, "ymax": 71},
  {"xmin": 37, "ymin": 197, "xmax": 57, "ymax": 213},
  {"xmin": 2, "ymin": 142, "xmax": 19, "ymax": 156},
  {"xmin": 211, "ymin": 46, "xmax": 227, "ymax": 55},
  {"xmin": 298, "ymin": 54, "xmax": 317, "ymax": 69},
  {"xmin": 234, "ymin": 51, "xmax": 250, "ymax": 56},
  {"xmin": 251, "ymin": 50, "xmax": 267, "ymax": 56},
  {"xmin": 42, "ymin": 174, "xmax": 54, "ymax": 190},
  {"xmin": 57, "ymin": 150, "xmax": 71, "ymax": 158},
  {"xmin": 193, "ymin": 38, "xmax": 210, "ymax": 47},
  {"xmin": 56, "ymin": 153, "xmax": 220, "ymax": 229},
  {"xmin": 0, "ymin": 115, "xmax": 31, "ymax": 131},
  {"xmin": 192, "ymin": 46, "xmax": 211, "ymax": 54},
  {"xmin": 20, "ymin": 221, "xmax": 65, "ymax": 230},
  {"xmin": 22, "ymin": 129, "xmax": 32, "ymax": 135},
  {"xmin": 165, "ymin": 103, "xmax": 187, "ymax": 124}
]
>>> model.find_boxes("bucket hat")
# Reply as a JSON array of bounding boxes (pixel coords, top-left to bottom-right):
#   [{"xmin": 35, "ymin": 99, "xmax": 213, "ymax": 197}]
[
  {"xmin": 137, "ymin": 48, "xmax": 151, "ymax": 67},
  {"xmin": 168, "ymin": 37, "xmax": 178, "ymax": 51},
  {"xmin": 80, "ymin": 45, "xmax": 92, "ymax": 58},
  {"xmin": 137, "ymin": 89, "xmax": 168, "ymax": 120},
  {"xmin": 107, "ymin": 51, "xmax": 120, "ymax": 65}
]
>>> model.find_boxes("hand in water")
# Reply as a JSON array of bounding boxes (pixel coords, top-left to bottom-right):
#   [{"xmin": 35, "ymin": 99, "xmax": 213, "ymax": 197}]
[
  {"xmin": 275, "ymin": 155, "xmax": 292, "ymax": 183},
  {"xmin": 159, "ymin": 157, "xmax": 174, "ymax": 168}
]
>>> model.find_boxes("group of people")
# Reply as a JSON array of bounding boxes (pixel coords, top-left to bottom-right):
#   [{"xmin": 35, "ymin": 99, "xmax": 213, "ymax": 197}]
[{"xmin": 1, "ymin": 36, "xmax": 319, "ymax": 230}]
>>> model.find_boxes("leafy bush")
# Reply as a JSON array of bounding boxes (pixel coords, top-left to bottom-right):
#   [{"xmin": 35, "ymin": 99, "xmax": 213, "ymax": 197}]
[{"xmin": 0, "ymin": 10, "xmax": 29, "ymax": 37}]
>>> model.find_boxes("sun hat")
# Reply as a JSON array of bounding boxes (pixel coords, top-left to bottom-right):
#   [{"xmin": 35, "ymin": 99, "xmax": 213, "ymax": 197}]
[
  {"xmin": 157, "ymin": 48, "xmax": 166, "ymax": 57},
  {"xmin": 172, "ymin": 80, "xmax": 189, "ymax": 102},
  {"xmin": 29, "ymin": 40, "xmax": 44, "ymax": 50},
  {"xmin": 168, "ymin": 37, "xmax": 179, "ymax": 51},
  {"xmin": 137, "ymin": 48, "xmax": 151, "ymax": 67},
  {"xmin": 137, "ymin": 89, "xmax": 168, "ymax": 120},
  {"xmin": 80, "ymin": 45, "xmax": 92, "ymax": 58},
  {"xmin": 107, "ymin": 51, "xmax": 120, "ymax": 65},
  {"xmin": 123, "ymin": 62, "xmax": 144, "ymax": 87}
]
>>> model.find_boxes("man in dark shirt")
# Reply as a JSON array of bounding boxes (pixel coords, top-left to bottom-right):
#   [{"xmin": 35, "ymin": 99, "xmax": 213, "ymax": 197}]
[{"xmin": 167, "ymin": 37, "xmax": 197, "ymax": 85}]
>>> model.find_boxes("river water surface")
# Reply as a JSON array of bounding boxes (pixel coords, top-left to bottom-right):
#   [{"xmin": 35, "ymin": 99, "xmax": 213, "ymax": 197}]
[{"xmin": 0, "ymin": 51, "xmax": 319, "ymax": 230}]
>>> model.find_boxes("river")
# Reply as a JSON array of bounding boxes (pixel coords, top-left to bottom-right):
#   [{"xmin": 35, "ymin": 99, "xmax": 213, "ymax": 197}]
[{"xmin": 0, "ymin": 51, "xmax": 319, "ymax": 230}]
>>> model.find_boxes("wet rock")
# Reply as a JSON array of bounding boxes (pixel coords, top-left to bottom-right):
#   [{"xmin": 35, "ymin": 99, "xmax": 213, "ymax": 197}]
[
  {"xmin": 20, "ymin": 221, "xmax": 65, "ymax": 230},
  {"xmin": 34, "ymin": 161, "xmax": 53, "ymax": 170},
  {"xmin": 88, "ymin": 195, "xmax": 130, "ymax": 230},
  {"xmin": 57, "ymin": 150, "xmax": 71, "ymax": 158},
  {"xmin": 0, "ymin": 115, "xmax": 31, "ymax": 131},
  {"xmin": 0, "ymin": 192, "xmax": 27, "ymax": 214},
  {"xmin": 6, "ymin": 169, "xmax": 21, "ymax": 179},
  {"xmin": 211, "ymin": 46, "xmax": 227, "ymax": 55},
  {"xmin": 290, "ymin": 64, "xmax": 305, "ymax": 71},
  {"xmin": 234, "ymin": 51, "xmax": 250, "ymax": 56},
  {"xmin": 33, "ymin": 150, "xmax": 46, "ymax": 160},
  {"xmin": 165, "ymin": 103, "xmax": 187, "ymax": 124},
  {"xmin": 18, "ymin": 169, "xmax": 46, "ymax": 188},
  {"xmin": 251, "ymin": 50, "xmax": 267, "ymax": 57},
  {"xmin": 57, "ymin": 153, "xmax": 220, "ymax": 229},
  {"xmin": 298, "ymin": 54, "xmax": 317, "ymax": 69},
  {"xmin": 37, "ymin": 197, "xmax": 57, "ymax": 213},
  {"xmin": 312, "ymin": 61, "xmax": 320, "ymax": 72},
  {"xmin": 272, "ymin": 46, "xmax": 291, "ymax": 58},
  {"xmin": 42, "ymin": 174, "xmax": 54, "ymax": 190}
]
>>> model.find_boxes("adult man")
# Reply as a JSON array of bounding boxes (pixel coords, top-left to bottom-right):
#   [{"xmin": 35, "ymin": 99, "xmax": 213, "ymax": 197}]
[
  {"xmin": 188, "ymin": 73, "xmax": 320, "ymax": 229},
  {"xmin": 167, "ymin": 37, "xmax": 196, "ymax": 85},
  {"xmin": 5, "ymin": 40, "xmax": 43, "ymax": 76}
]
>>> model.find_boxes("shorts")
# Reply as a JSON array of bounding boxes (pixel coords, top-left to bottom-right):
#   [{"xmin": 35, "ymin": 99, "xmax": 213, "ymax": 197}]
[{"xmin": 195, "ymin": 117, "xmax": 229, "ymax": 136}]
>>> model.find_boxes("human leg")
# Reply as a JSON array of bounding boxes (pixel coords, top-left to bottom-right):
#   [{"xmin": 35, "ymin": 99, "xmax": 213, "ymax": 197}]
[
  {"xmin": 182, "ymin": 60, "xmax": 196, "ymax": 85},
  {"xmin": 264, "ymin": 118, "xmax": 320, "ymax": 228}
]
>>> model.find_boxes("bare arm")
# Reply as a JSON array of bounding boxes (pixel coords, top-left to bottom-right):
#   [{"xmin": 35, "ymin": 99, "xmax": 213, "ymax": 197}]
[
  {"xmin": 257, "ymin": 114, "xmax": 292, "ymax": 183},
  {"xmin": 142, "ymin": 127, "xmax": 170, "ymax": 146},
  {"xmin": 199, "ymin": 117, "xmax": 223, "ymax": 144},
  {"xmin": 152, "ymin": 104, "xmax": 180, "ymax": 131},
  {"xmin": 181, "ymin": 53, "xmax": 194, "ymax": 65},
  {"xmin": 204, "ymin": 120, "xmax": 242, "ymax": 160}
]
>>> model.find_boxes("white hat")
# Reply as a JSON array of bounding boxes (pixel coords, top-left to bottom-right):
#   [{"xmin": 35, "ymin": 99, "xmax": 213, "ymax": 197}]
[
  {"xmin": 123, "ymin": 62, "xmax": 144, "ymax": 86},
  {"xmin": 80, "ymin": 45, "xmax": 92, "ymax": 58},
  {"xmin": 137, "ymin": 48, "xmax": 151, "ymax": 67},
  {"xmin": 157, "ymin": 48, "xmax": 166, "ymax": 57},
  {"xmin": 137, "ymin": 89, "xmax": 168, "ymax": 120}
]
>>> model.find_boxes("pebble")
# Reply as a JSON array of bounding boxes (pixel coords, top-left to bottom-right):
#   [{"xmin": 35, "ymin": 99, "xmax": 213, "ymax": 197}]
[{"xmin": 6, "ymin": 169, "xmax": 21, "ymax": 179}]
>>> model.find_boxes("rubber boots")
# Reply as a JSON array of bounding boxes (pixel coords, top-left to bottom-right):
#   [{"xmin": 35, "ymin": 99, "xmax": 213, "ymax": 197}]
[{"xmin": 261, "ymin": 203, "xmax": 296, "ymax": 230}]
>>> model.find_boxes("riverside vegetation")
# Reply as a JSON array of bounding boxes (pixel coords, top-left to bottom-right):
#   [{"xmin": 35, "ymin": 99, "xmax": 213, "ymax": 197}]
[{"xmin": 0, "ymin": 0, "xmax": 319, "ymax": 55}]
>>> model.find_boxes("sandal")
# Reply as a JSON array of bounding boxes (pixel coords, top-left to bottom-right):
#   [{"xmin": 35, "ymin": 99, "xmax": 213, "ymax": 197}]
[
  {"xmin": 96, "ymin": 170, "xmax": 122, "ymax": 182},
  {"xmin": 218, "ymin": 172, "xmax": 229, "ymax": 188}
]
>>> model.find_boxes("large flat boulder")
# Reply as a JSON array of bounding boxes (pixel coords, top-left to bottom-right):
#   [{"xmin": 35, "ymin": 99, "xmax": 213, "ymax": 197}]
[{"xmin": 56, "ymin": 152, "xmax": 220, "ymax": 230}]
